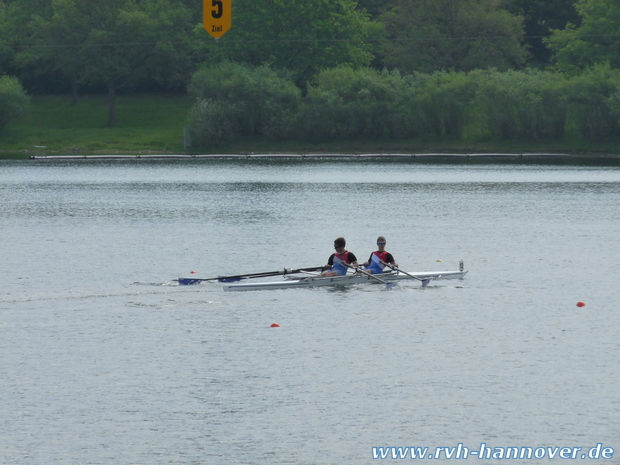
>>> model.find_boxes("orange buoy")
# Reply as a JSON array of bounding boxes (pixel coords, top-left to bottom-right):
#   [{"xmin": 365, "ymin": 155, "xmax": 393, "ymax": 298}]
[
  {"xmin": 190, "ymin": 271, "xmax": 197, "ymax": 274},
  {"xmin": 576, "ymin": 301, "xmax": 586, "ymax": 307},
  {"xmin": 270, "ymin": 323, "xmax": 280, "ymax": 328}
]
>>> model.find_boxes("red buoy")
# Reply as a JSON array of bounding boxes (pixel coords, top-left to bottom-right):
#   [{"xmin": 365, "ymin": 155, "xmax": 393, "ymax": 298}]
[
  {"xmin": 270, "ymin": 323, "xmax": 280, "ymax": 328},
  {"xmin": 576, "ymin": 301, "xmax": 586, "ymax": 307},
  {"xmin": 190, "ymin": 271, "xmax": 197, "ymax": 274}
]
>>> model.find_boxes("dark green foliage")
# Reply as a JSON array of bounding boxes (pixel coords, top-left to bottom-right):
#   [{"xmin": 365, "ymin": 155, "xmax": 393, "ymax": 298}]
[
  {"xmin": 187, "ymin": 99, "xmax": 241, "ymax": 146},
  {"xmin": 187, "ymin": 63, "xmax": 620, "ymax": 147},
  {"xmin": 11, "ymin": 0, "xmax": 194, "ymax": 125},
  {"xmin": 547, "ymin": 0, "xmax": 620, "ymax": 70},
  {"xmin": 0, "ymin": 75, "xmax": 30, "ymax": 131},
  {"xmin": 501, "ymin": 0, "xmax": 580, "ymax": 66},
  {"xmin": 379, "ymin": 0, "xmax": 527, "ymax": 74},
  {"xmin": 473, "ymin": 69, "xmax": 568, "ymax": 139},
  {"xmin": 297, "ymin": 67, "xmax": 414, "ymax": 141},
  {"xmin": 204, "ymin": 0, "xmax": 374, "ymax": 89},
  {"xmin": 187, "ymin": 62, "xmax": 302, "ymax": 146},
  {"xmin": 415, "ymin": 72, "xmax": 475, "ymax": 138},
  {"xmin": 542, "ymin": 1, "xmax": 620, "ymax": 138},
  {"xmin": 295, "ymin": 68, "xmax": 475, "ymax": 142},
  {"xmin": 564, "ymin": 64, "xmax": 620, "ymax": 139},
  {"xmin": 356, "ymin": 0, "xmax": 392, "ymax": 18},
  {"xmin": 187, "ymin": 65, "xmax": 481, "ymax": 146},
  {"xmin": 0, "ymin": 2, "xmax": 11, "ymax": 75}
]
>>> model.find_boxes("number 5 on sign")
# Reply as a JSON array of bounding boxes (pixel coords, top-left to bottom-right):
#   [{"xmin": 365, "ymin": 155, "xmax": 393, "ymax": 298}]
[{"xmin": 203, "ymin": 0, "xmax": 232, "ymax": 39}]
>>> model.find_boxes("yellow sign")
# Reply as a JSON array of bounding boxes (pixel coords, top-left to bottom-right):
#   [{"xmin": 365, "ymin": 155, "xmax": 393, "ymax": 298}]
[{"xmin": 203, "ymin": 0, "xmax": 232, "ymax": 39}]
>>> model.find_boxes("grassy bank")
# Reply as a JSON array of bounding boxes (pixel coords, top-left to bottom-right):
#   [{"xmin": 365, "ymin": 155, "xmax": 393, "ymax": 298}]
[
  {"xmin": 0, "ymin": 94, "xmax": 193, "ymax": 156},
  {"xmin": 1, "ymin": 93, "xmax": 620, "ymax": 158}
]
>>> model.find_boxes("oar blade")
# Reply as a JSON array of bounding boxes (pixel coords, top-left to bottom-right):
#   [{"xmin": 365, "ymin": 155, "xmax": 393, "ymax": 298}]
[
  {"xmin": 421, "ymin": 279, "xmax": 431, "ymax": 287},
  {"xmin": 178, "ymin": 278, "xmax": 203, "ymax": 285},
  {"xmin": 386, "ymin": 282, "xmax": 398, "ymax": 290}
]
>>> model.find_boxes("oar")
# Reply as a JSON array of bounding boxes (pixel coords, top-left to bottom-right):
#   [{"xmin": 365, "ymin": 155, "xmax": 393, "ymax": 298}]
[
  {"xmin": 344, "ymin": 263, "xmax": 397, "ymax": 290},
  {"xmin": 381, "ymin": 261, "xmax": 431, "ymax": 287},
  {"xmin": 178, "ymin": 266, "xmax": 324, "ymax": 285}
]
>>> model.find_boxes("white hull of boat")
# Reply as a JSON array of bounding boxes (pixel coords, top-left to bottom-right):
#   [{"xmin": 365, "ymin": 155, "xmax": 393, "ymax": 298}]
[{"xmin": 221, "ymin": 270, "xmax": 467, "ymax": 292}]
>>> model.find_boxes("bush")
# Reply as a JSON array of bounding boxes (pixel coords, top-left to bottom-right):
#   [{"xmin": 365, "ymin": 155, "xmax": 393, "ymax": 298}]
[
  {"xmin": 473, "ymin": 69, "xmax": 568, "ymax": 139},
  {"xmin": 187, "ymin": 62, "xmax": 301, "ymax": 146},
  {"xmin": 417, "ymin": 71, "xmax": 475, "ymax": 138},
  {"xmin": 187, "ymin": 99, "xmax": 240, "ymax": 147},
  {"xmin": 277, "ymin": 67, "xmax": 475, "ymax": 143},
  {"xmin": 565, "ymin": 64, "xmax": 620, "ymax": 140},
  {"xmin": 0, "ymin": 75, "xmax": 30, "ymax": 131},
  {"xmin": 296, "ymin": 66, "xmax": 420, "ymax": 141}
]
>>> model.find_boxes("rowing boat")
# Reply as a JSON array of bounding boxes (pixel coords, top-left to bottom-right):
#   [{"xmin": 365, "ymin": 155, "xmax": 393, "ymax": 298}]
[{"xmin": 221, "ymin": 269, "xmax": 467, "ymax": 292}]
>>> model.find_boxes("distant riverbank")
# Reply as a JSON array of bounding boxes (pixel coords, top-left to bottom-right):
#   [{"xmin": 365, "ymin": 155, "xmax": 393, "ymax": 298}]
[{"xmin": 2, "ymin": 94, "xmax": 620, "ymax": 159}]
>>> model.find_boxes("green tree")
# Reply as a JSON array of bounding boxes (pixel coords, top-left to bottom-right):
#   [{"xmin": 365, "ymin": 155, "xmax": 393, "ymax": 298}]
[
  {"xmin": 501, "ymin": 0, "xmax": 580, "ymax": 66},
  {"xmin": 379, "ymin": 0, "xmax": 527, "ymax": 74},
  {"xmin": 0, "ymin": 75, "xmax": 30, "ymax": 131},
  {"xmin": 202, "ymin": 0, "xmax": 374, "ymax": 88},
  {"xmin": 29, "ymin": 0, "xmax": 194, "ymax": 126},
  {"xmin": 546, "ymin": 0, "xmax": 620, "ymax": 70},
  {"xmin": 0, "ymin": 2, "xmax": 9, "ymax": 75},
  {"xmin": 0, "ymin": 0, "xmax": 39, "ymax": 77},
  {"xmin": 564, "ymin": 64, "xmax": 620, "ymax": 139},
  {"xmin": 19, "ymin": 0, "xmax": 84, "ymax": 102},
  {"xmin": 1, "ymin": 0, "xmax": 71, "ymax": 93},
  {"xmin": 187, "ymin": 62, "xmax": 302, "ymax": 146},
  {"xmin": 356, "ymin": 0, "xmax": 392, "ymax": 18}
]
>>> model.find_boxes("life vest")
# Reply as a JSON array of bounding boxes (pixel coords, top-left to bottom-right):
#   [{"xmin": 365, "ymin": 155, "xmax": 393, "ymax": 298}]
[
  {"xmin": 369, "ymin": 251, "xmax": 390, "ymax": 274},
  {"xmin": 332, "ymin": 251, "xmax": 353, "ymax": 276}
]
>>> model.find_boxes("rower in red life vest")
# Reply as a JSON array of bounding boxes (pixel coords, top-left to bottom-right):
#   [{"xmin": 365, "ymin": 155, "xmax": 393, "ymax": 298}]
[
  {"xmin": 362, "ymin": 236, "xmax": 398, "ymax": 274},
  {"xmin": 320, "ymin": 237, "xmax": 359, "ymax": 277}
]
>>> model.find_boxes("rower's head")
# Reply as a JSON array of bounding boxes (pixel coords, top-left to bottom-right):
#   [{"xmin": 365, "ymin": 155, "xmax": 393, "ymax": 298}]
[
  {"xmin": 334, "ymin": 237, "xmax": 346, "ymax": 251},
  {"xmin": 377, "ymin": 236, "xmax": 387, "ymax": 250}
]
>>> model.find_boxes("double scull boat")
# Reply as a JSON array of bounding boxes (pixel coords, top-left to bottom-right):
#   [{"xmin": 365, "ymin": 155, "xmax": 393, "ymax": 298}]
[
  {"xmin": 177, "ymin": 262, "xmax": 467, "ymax": 291},
  {"xmin": 221, "ymin": 268, "xmax": 467, "ymax": 291}
]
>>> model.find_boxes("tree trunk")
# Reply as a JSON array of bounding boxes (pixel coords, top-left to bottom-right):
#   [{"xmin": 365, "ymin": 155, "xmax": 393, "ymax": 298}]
[
  {"xmin": 71, "ymin": 75, "xmax": 79, "ymax": 105},
  {"xmin": 107, "ymin": 80, "xmax": 116, "ymax": 127}
]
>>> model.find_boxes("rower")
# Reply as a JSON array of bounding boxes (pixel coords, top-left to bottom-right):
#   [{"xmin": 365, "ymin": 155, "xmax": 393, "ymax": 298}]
[
  {"xmin": 361, "ymin": 236, "xmax": 397, "ymax": 274},
  {"xmin": 320, "ymin": 237, "xmax": 359, "ymax": 277}
]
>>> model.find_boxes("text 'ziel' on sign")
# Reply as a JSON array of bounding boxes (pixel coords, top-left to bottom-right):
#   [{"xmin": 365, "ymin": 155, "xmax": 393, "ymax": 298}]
[{"xmin": 203, "ymin": 0, "xmax": 232, "ymax": 39}]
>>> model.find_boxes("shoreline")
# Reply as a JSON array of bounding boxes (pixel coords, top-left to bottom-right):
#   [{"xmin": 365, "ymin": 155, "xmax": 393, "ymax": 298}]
[
  {"xmin": 27, "ymin": 152, "xmax": 573, "ymax": 159},
  {"xmin": 20, "ymin": 151, "xmax": 620, "ymax": 161},
  {"xmin": 2, "ymin": 143, "xmax": 620, "ymax": 161}
]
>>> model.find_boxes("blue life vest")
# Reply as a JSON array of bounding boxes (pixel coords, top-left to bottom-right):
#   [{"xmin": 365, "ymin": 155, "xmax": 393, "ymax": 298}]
[
  {"xmin": 332, "ymin": 252, "xmax": 352, "ymax": 276},
  {"xmin": 368, "ymin": 251, "xmax": 390, "ymax": 274}
]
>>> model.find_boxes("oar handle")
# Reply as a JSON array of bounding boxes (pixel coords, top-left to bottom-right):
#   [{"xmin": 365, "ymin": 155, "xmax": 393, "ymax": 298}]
[{"xmin": 381, "ymin": 261, "xmax": 394, "ymax": 269}]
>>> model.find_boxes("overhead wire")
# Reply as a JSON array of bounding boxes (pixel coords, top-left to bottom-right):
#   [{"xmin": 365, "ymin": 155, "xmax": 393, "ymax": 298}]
[{"xmin": 11, "ymin": 33, "xmax": 620, "ymax": 49}]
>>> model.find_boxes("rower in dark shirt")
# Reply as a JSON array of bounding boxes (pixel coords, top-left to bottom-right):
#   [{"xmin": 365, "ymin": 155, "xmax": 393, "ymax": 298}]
[
  {"xmin": 321, "ymin": 237, "xmax": 359, "ymax": 277},
  {"xmin": 362, "ymin": 236, "xmax": 397, "ymax": 274}
]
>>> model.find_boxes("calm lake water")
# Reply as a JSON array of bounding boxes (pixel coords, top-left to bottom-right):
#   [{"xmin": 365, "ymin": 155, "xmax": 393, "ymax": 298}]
[{"xmin": 1, "ymin": 157, "xmax": 619, "ymax": 464}]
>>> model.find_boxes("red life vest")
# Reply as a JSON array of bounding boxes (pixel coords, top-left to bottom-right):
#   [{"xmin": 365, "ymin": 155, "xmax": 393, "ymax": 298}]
[
  {"xmin": 372, "ymin": 251, "xmax": 390, "ymax": 263},
  {"xmin": 334, "ymin": 251, "xmax": 353, "ymax": 264}
]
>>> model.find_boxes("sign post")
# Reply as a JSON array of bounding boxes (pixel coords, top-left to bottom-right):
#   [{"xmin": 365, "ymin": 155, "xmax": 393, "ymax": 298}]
[{"xmin": 203, "ymin": 0, "xmax": 232, "ymax": 39}]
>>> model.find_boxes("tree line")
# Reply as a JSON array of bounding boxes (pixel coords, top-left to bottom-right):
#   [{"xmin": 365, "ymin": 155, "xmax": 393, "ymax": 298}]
[
  {"xmin": 187, "ymin": 62, "xmax": 620, "ymax": 146},
  {"xmin": 1, "ymin": 0, "xmax": 620, "ymax": 144}
]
